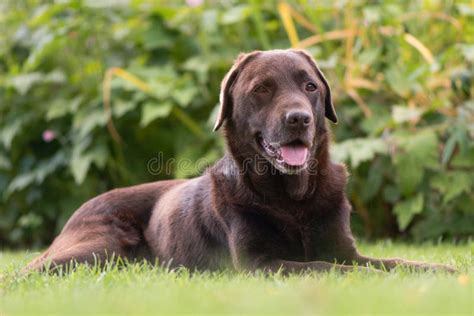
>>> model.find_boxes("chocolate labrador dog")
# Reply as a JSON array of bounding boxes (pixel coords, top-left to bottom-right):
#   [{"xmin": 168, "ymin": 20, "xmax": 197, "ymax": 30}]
[{"xmin": 27, "ymin": 49, "xmax": 453, "ymax": 273}]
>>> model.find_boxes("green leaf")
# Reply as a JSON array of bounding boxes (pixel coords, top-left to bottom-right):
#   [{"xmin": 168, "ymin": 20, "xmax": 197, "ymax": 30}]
[
  {"xmin": 358, "ymin": 47, "xmax": 381, "ymax": 65},
  {"xmin": 7, "ymin": 72, "xmax": 43, "ymax": 95},
  {"xmin": 0, "ymin": 120, "xmax": 23, "ymax": 150},
  {"xmin": 459, "ymin": 44, "xmax": 474, "ymax": 63},
  {"xmin": 5, "ymin": 173, "xmax": 36, "ymax": 196},
  {"xmin": 330, "ymin": 138, "xmax": 387, "ymax": 168},
  {"xmin": 0, "ymin": 152, "xmax": 10, "ymax": 169},
  {"xmin": 143, "ymin": 20, "xmax": 173, "ymax": 49},
  {"xmin": 113, "ymin": 99, "xmax": 136, "ymax": 118},
  {"xmin": 451, "ymin": 146, "xmax": 474, "ymax": 168},
  {"xmin": 442, "ymin": 133, "xmax": 457, "ymax": 166},
  {"xmin": 221, "ymin": 5, "xmax": 251, "ymax": 24},
  {"xmin": 392, "ymin": 105, "xmax": 423, "ymax": 124},
  {"xmin": 35, "ymin": 151, "xmax": 67, "ymax": 183},
  {"xmin": 24, "ymin": 31, "xmax": 61, "ymax": 71},
  {"xmin": 5, "ymin": 152, "xmax": 66, "ymax": 195},
  {"xmin": 393, "ymin": 194, "xmax": 424, "ymax": 231},
  {"xmin": 394, "ymin": 130, "xmax": 439, "ymax": 196},
  {"xmin": 70, "ymin": 152, "xmax": 93, "ymax": 185},
  {"xmin": 385, "ymin": 66, "xmax": 412, "ymax": 97},
  {"xmin": 183, "ymin": 56, "xmax": 210, "ymax": 83},
  {"xmin": 46, "ymin": 99, "xmax": 69, "ymax": 121},
  {"xmin": 383, "ymin": 185, "xmax": 400, "ymax": 204},
  {"xmin": 69, "ymin": 137, "xmax": 92, "ymax": 184},
  {"xmin": 73, "ymin": 107, "xmax": 108, "ymax": 138},
  {"xmin": 431, "ymin": 172, "xmax": 473, "ymax": 203},
  {"xmin": 18, "ymin": 213, "xmax": 43, "ymax": 228},
  {"xmin": 140, "ymin": 101, "xmax": 173, "ymax": 127},
  {"xmin": 89, "ymin": 142, "xmax": 109, "ymax": 169},
  {"xmin": 0, "ymin": 113, "xmax": 34, "ymax": 149},
  {"xmin": 172, "ymin": 84, "xmax": 198, "ymax": 107},
  {"xmin": 361, "ymin": 162, "xmax": 384, "ymax": 201},
  {"xmin": 7, "ymin": 70, "xmax": 62, "ymax": 95},
  {"xmin": 360, "ymin": 110, "xmax": 391, "ymax": 135},
  {"xmin": 394, "ymin": 154, "xmax": 423, "ymax": 196},
  {"xmin": 362, "ymin": 6, "xmax": 381, "ymax": 24},
  {"xmin": 46, "ymin": 97, "xmax": 82, "ymax": 121}
]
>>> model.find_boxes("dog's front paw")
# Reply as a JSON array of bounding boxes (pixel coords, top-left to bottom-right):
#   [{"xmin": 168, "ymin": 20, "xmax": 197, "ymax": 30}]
[
  {"xmin": 416, "ymin": 263, "xmax": 457, "ymax": 274},
  {"xmin": 348, "ymin": 265, "xmax": 386, "ymax": 275}
]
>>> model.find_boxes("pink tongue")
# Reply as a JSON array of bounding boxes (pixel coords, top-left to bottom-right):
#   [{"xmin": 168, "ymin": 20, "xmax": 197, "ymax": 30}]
[{"xmin": 280, "ymin": 145, "xmax": 308, "ymax": 166}]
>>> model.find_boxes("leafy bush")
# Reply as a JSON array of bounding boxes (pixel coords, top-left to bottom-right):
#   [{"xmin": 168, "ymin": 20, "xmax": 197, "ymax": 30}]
[{"xmin": 0, "ymin": 1, "xmax": 472, "ymax": 247}]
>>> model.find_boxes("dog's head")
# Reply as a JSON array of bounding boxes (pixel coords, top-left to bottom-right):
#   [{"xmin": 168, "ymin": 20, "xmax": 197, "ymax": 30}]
[{"xmin": 214, "ymin": 49, "xmax": 337, "ymax": 175}]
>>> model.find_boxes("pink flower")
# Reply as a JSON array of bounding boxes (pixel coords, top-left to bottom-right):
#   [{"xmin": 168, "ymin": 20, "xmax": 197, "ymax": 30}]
[
  {"xmin": 42, "ymin": 130, "xmax": 56, "ymax": 142},
  {"xmin": 186, "ymin": 0, "xmax": 203, "ymax": 7}
]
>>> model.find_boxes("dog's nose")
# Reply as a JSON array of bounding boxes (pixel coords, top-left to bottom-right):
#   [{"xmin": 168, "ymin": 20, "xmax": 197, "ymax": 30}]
[{"xmin": 284, "ymin": 111, "xmax": 312, "ymax": 128}]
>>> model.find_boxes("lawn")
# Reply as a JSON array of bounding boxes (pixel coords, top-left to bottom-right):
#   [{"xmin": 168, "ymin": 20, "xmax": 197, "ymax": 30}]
[{"xmin": 0, "ymin": 241, "xmax": 472, "ymax": 315}]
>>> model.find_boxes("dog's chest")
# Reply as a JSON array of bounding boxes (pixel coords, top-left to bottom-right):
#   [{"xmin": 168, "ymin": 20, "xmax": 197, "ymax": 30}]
[
  {"xmin": 285, "ymin": 212, "xmax": 332, "ymax": 262},
  {"xmin": 297, "ymin": 224, "xmax": 313, "ymax": 261},
  {"xmin": 276, "ymin": 223, "xmax": 319, "ymax": 262}
]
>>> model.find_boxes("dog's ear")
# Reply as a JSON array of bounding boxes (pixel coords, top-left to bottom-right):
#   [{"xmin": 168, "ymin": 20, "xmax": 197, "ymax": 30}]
[
  {"xmin": 293, "ymin": 50, "xmax": 338, "ymax": 124},
  {"xmin": 213, "ymin": 52, "xmax": 260, "ymax": 131}
]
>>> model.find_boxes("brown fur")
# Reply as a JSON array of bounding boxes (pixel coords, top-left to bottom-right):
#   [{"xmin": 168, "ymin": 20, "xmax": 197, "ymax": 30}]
[{"xmin": 26, "ymin": 49, "xmax": 454, "ymax": 274}]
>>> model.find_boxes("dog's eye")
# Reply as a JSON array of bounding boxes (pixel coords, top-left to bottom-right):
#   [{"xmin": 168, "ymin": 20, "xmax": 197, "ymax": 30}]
[
  {"xmin": 253, "ymin": 85, "xmax": 269, "ymax": 93},
  {"xmin": 305, "ymin": 83, "xmax": 317, "ymax": 92}
]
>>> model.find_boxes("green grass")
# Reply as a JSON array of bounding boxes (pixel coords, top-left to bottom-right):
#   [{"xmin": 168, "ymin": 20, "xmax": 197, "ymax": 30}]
[{"xmin": 1, "ymin": 241, "xmax": 473, "ymax": 315}]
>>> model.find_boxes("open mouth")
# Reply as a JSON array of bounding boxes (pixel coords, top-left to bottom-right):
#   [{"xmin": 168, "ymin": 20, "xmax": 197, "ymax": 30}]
[{"xmin": 256, "ymin": 133, "xmax": 310, "ymax": 173}]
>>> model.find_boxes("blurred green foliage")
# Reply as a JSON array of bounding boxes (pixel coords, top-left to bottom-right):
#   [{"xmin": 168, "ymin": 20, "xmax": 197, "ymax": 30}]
[{"xmin": 0, "ymin": 1, "xmax": 473, "ymax": 248}]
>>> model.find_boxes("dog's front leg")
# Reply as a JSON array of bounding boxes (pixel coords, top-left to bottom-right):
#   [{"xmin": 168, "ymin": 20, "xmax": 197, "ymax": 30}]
[
  {"xmin": 255, "ymin": 259, "xmax": 371, "ymax": 274},
  {"xmin": 228, "ymin": 216, "xmax": 373, "ymax": 275},
  {"xmin": 231, "ymin": 249, "xmax": 376, "ymax": 275},
  {"xmin": 315, "ymin": 206, "xmax": 456, "ymax": 273},
  {"xmin": 349, "ymin": 254, "xmax": 456, "ymax": 273}
]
